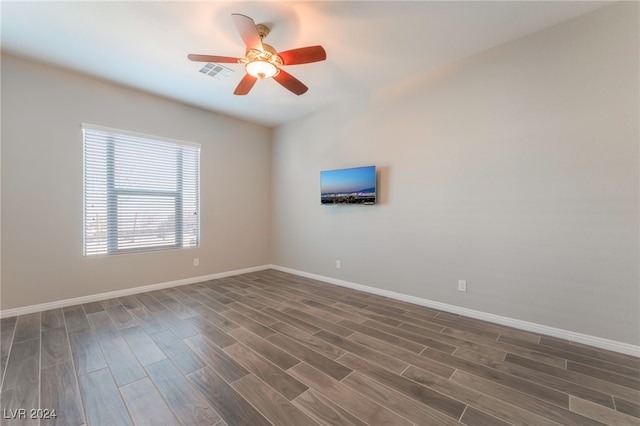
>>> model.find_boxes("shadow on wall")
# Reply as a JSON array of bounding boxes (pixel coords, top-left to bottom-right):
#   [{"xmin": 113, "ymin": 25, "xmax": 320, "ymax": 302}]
[{"xmin": 377, "ymin": 166, "xmax": 390, "ymax": 205}]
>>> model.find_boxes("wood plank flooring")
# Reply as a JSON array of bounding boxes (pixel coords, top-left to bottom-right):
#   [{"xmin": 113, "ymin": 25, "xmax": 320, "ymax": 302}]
[{"xmin": 1, "ymin": 269, "xmax": 638, "ymax": 425}]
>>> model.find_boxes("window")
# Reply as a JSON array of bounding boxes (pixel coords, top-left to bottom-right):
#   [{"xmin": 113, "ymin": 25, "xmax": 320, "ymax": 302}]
[{"xmin": 83, "ymin": 124, "xmax": 200, "ymax": 256}]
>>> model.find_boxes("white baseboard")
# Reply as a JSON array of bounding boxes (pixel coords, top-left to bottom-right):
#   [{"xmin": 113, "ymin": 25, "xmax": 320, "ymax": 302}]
[
  {"xmin": 270, "ymin": 265, "xmax": 640, "ymax": 357},
  {"xmin": 0, "ymin": 264, "xmax": 271, "ymax": 319},
  {"xmin": 4, "ymin": 263, "xmax": 637, "ymax": 357}
]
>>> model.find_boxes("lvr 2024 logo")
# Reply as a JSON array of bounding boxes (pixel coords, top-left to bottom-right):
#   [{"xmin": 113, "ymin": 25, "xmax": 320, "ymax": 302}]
[{"xmin": 3, "ymin": 409, "xmax": 57, "ymax": 420}]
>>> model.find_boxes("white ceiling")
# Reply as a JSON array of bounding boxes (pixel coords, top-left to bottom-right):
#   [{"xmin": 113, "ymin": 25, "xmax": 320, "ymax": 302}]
[{"xmin": 1, "ymin": 1, "xmax": 611, "ymax": 127}]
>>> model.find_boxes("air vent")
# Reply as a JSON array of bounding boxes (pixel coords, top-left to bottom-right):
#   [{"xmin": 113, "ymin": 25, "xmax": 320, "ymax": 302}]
[{"xmin": 198, "ymin": 63, "xmax": 235, "ymax": 80}]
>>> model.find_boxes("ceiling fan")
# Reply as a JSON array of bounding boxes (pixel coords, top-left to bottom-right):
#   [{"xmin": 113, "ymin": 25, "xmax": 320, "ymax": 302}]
[{"xmin": 188, "ymin": 13, "xmax": 326, "ymax": 96}]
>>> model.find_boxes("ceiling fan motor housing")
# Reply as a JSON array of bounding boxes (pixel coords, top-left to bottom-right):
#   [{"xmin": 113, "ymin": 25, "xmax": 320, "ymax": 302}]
[
  {"xmin": 242, "ymin": 43, "xmax": 283, "ymax": 78},
  {"xmin": 256, "ymin": 23, "xmax": 270, "ymax": 39}
]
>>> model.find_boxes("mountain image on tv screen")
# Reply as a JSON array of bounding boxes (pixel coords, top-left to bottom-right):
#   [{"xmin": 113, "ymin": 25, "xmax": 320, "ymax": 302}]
[{"xmin": 320, "ymin": 166, "xmax": 376, "ymax": 205}]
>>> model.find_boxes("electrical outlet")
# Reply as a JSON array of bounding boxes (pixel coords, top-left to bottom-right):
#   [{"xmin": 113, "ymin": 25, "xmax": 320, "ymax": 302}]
[
  {"xmin": 458, "ymin": 280, "xmax": 467, "ymax": 292},
  {"xmin": 336, "ymin": 260, "xmax": 341, "ymax": 269},
  {"xmin": 193, "ymin": 258, "xmax": 199, "ymax": 267}
]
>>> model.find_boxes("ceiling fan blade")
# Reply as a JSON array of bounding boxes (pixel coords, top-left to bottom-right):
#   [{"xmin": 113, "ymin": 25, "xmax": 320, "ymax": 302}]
[
  {"xmin": 231, "ymin": 13, "xmax": 263, "ymax": 51},
  {"xmin": 234, "ymin": 73, "xmax": 258, "ymax": 95},
  {"xmin": 188, "ymin": 54, "xmax": 240, "ymax": 63},
  {"xmin": 273, "ymin": 69, "xmax": 308, "ymax": 96},
  {"xmin": 278, "ymin": 46, "xmax": 327, "ymax": 65}
]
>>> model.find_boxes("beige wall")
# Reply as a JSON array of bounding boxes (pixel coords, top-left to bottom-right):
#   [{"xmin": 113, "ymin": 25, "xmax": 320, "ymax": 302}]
[
  {"xmin": 271, "ymin": 3, "xmax": 640, "ymax": 345},
  {"xmin": 1, "ymin": 54, "xmax": 271, "ymax": 310}
]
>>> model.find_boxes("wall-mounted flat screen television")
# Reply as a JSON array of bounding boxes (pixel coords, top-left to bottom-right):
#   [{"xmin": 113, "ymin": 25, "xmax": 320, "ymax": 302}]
[{"xmin": 321, "ymin": 165, "xmax": 376, "ymax": 205}]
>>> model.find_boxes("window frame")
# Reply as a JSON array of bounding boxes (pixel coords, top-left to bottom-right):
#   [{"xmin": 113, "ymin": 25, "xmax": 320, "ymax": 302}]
[{"xmin": 82, "ymin": 123, "xmax": 200, "ymax": 257}]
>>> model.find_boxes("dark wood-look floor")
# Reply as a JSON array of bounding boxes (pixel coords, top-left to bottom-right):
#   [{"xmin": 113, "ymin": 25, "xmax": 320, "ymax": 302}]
[{"xmin": 1, "ymin": 270, "xmax": 639, "ymax": 426}]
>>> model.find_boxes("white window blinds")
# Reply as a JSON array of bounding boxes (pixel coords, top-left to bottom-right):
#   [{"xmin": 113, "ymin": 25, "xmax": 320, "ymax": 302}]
[{"xmin": 83, "ymin": 124, "xmax": 200, "ymax": 256}]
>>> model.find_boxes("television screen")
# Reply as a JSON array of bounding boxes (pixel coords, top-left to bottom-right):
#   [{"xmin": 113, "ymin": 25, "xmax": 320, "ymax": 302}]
[{"xmin": 321, "ymin": 165, "xmax": 376, "ymax": 205}]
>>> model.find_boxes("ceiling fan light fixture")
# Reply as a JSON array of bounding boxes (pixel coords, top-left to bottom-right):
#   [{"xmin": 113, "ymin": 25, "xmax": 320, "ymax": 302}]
[
  {"xmin": 245, "ymin": 59, "xmax": 279, "ymax": 79},
  {"xmin": 188, "ymin": 14, "xmax": 325, "ymax": 95}
]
